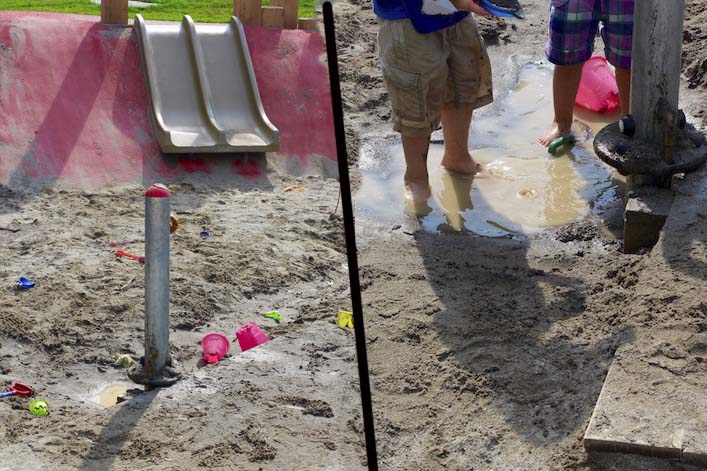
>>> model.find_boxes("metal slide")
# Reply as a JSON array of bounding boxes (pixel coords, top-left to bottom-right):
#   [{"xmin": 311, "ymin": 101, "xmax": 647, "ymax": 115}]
[{"xmin": 134, "ymin": 15, "xmax": 279, "ymax": 153}]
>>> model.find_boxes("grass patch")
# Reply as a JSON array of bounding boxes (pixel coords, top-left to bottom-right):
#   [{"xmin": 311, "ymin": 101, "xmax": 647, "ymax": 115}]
[{"xmin": 2, "ymin": 0, "xmax": 317, "ymax": 23}]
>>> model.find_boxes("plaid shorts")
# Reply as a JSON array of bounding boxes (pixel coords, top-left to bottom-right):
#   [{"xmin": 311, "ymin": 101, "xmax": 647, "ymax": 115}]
[{"xmin": 545, "ymin": 0, "xmax": 634, "ymax": 69}]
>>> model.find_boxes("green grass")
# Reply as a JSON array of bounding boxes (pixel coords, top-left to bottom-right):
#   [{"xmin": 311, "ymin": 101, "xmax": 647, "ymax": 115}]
[{"xmin": 2, "ymin": 0, "xmax": 317, "ymax": 23}]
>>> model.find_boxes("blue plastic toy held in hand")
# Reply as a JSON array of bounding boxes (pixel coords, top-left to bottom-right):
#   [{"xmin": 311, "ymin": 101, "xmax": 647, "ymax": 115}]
[{"xmin": 478, "ymin": 0, "xmax": 525, "ymax": 18}]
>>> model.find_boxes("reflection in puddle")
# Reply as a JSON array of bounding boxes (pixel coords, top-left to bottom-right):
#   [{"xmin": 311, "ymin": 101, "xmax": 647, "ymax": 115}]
[
  {"xmin": 356, "ymin": 63, "xmax": 625, "ymax": 237},
  {"xmin": 91, "ymin": 383, "xmax": 138, "ymax": 408}
]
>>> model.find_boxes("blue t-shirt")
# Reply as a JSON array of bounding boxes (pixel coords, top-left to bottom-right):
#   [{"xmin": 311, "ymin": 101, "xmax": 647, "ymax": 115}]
[{"xmin": 373, "ymin": 0, "xmax": 469, "ymax": 34}]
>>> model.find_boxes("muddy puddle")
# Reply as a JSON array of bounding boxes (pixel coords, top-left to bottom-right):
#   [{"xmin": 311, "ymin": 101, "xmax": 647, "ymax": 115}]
[
  {"xmin": 356, "ymin": 63, "xmax": 625, "ymax": 237},
  {"xmin": 88, "ymin": 382, "xmax": 141, "ymax": 408}
]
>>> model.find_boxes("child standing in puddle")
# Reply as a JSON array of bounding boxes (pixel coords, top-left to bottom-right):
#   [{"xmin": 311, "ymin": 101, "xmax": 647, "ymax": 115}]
[
  {"xmin": 539, "ymin": 0, "xmax": 634, "ymax": 146},
  {"xmin": 373, "ymin": 0, "xmax": 493, "ymax": 212}
]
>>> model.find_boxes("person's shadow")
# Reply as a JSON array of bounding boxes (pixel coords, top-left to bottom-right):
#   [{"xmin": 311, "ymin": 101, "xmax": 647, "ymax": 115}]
[
  {"xmin": 658, "ymin": 167, "xmax": 707, "ymax": 282},
  {"xmin": 410, "ymin": 170, "xmax": 634, "ymax": 447}
]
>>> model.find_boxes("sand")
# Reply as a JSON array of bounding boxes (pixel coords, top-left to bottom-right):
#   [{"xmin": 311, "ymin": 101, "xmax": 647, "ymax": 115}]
[
  {"xmin": 335, "ymin": 0, "xmax": 707, "ymax": 469},
  {"xmin": 1, "ymin": 1, "xmax": 705, "ymax": 469},
  {"xmin": 0, "ymin": 173, "xmax": 367, "ymax": 470}
]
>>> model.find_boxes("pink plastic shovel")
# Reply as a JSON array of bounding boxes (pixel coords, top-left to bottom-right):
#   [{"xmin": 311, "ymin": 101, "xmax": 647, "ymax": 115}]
[
  {"xmin": 200, "ymin": 333, "xmax": 230, "ymax": 364},
  {"xmin": 236, "ymin": 323, "xmax": 269, "ymax": 352}
]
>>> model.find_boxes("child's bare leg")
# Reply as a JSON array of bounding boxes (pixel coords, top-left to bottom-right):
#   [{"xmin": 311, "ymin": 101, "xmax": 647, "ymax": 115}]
[
  {"xmin": 401, "ymin": 134, "xmax": 432, "ymax": 202},
  {"xmin": 440, "ymin": 105, "xmax": 481, "ymax": 175},
  {"xmin": 539, "ymin": 63, "xmax": 584, "ymax": 146},
  {"xmin": 615, "ymin": 66, "xmax": 631, "ymax": 115}
]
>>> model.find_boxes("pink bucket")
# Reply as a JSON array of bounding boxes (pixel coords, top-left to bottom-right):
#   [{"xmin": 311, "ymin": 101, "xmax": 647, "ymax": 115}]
[
  {"xmin": 236, "ymin": 322, "xmax": 269, "ymax": 352},
  {"xmin": 576, "ymin": 56, "xmax": 620, "ymax": 114},
  {"xmin": 201, "ymin": 333, "xmax": 230, "ymax": 364}
]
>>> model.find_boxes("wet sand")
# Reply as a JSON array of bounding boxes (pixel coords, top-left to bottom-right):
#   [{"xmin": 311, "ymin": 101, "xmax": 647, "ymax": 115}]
[
  {"xmin": 335, "ymin": 0, "xmax": 707, "ymax": 469},
  {"xmin": 0, "ymin": 173, "xmax": 366, "ymax": 470}
]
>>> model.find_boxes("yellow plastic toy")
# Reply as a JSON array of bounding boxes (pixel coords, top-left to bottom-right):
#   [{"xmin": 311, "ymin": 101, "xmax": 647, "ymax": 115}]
[{"xmin": 337, "ymin": 310, "xmax": 354, "ymax": 329}]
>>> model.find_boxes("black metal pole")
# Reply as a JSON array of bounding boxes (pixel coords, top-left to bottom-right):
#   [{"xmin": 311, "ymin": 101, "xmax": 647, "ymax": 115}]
[{"xmin": 322, "ymin": 3, "xmax": 379, "ymax": 470}]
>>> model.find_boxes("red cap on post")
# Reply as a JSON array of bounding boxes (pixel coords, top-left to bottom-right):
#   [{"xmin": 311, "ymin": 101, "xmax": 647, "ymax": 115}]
[{"xmin": 145, "ymin": 184, "xmax": 171, "ymax": 198}]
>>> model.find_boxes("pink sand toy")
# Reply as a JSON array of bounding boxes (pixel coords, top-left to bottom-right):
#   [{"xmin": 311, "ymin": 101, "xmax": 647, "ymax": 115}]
[
  {"xmin": 200, "ymin": 333, "xmax": 230, "ymax": 364},
  {"xmin": 236, "ymin": 322, "xmax": 269, "ymax": 352},
  {"xmin": 576, "ymin": 55, "xmax": 620, "ymax": 114}
]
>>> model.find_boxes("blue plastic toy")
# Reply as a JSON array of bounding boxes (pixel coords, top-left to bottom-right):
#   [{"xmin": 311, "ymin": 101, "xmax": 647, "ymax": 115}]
[
  {"xmin": 479, "ymin": 0, "xmax": 525, "ymax": 18},
  {"xmin": 17, "ymin": 277, "xmax": 35, "ymax": 289}
]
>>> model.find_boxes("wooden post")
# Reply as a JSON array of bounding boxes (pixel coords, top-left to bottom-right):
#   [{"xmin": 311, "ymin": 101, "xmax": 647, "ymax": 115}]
[
  {"xmin": 101, "ymin": 0, "xmax": 129, "ymax": 25},
  {"xmin": 630, "ymin": 0, "xmax": 685, "ymax": 148},
  {"xmin": 234, "ymin": 0, "xmax": 262, "ymax": 26},
  {"xmin": 261, "ymin": 6, "xmax": 285, "ymax": 28},
  {"xmin": 271, "ymin": 0, "xmax": 298, "ymax": 29},
  {"xmin": 297, "ymin": 18, "xmax": 320, "ymax": 31}
]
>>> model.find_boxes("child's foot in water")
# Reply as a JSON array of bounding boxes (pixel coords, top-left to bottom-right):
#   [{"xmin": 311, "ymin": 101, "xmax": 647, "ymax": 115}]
[
  {"xmin": 539, "ymin": 121, "xmax": 572, "ymax": 147},
  {"xmin": 440, "ymin": 154, "xmax": 483, "ymax": 175}
]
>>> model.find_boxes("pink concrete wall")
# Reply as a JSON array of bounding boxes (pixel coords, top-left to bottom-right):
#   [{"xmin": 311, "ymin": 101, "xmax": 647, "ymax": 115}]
[{"xmin": 0, "ymin": 12, "xmax": 336, "ymax": 189}]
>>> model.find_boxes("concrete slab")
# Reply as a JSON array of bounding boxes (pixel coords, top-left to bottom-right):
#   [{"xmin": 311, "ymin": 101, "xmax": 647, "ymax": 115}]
[
  {"xmin": 623, "ymin": 187, "xmax": 674, "ymax": 253},
  {"xmin": 584, "ymin": 331, "xmax": 707, "ymax": 465}
]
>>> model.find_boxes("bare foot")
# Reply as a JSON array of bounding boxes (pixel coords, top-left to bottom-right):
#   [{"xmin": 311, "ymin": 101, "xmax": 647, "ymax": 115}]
[
  {"xmin": 440, "ymin": 155, "xmax": 483, "ymax": 175},
  {"xmin": 539, "ymin": 122, "xmax": 571, "ymax": 147}
]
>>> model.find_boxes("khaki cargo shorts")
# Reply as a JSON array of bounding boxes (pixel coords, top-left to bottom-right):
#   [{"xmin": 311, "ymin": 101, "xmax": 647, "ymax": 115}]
[{"xmin": 378, "ymin": 16, "xmax": 494, "ymax": 137}]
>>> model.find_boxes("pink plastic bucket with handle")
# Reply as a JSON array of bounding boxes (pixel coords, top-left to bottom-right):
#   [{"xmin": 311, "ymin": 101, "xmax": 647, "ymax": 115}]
[{"xmin": 201, "ymin": 333, "xmax": 230, "ymax": 364}]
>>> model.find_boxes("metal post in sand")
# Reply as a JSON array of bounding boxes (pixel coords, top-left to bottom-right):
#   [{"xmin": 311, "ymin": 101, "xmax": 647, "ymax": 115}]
[
  {"xmin": 128, "ymin": 184, "xmax": 181, "ymax": 388},
  {"xmin": 592, "ymin": 1, "xmax": 706, "ymax": 252},
  {"xmin": 629, "ymin": 0, "xmax": 686, "ymax": 152}
]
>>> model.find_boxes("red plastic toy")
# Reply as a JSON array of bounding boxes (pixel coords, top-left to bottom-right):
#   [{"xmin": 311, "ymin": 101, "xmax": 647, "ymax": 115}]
[
  {"xmin": 0, "ymin": 382, "xmax": 34, "ymax": 398},
  {"xmin": 115, "ymin": 250, "xmax": 145, "ymax": 264}
]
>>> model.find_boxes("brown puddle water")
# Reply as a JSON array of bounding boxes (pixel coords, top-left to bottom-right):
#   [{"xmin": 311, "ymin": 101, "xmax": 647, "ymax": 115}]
[
  {"xmin": 356, "ymin": 64, "xmax": 625, "ymax": 237},
  {"xmin": 92, "ymin": 384, "xmax": 131, "ymax": 408}
]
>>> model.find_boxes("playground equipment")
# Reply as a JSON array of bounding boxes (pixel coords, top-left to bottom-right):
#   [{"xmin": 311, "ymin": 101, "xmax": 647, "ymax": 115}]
[
  {"xmin": 591, "ymin": 0, "xmax": 707, "ymax": 253},
  {"xmin": 128, "ymin": 184, "xmax": 181, "ymax": 388},
  {"xmin": 134, "ymin": 14, "xmax": 279, "ymax": 153},
  {"xmin": 101, "ymin": 0, "xmax": 128, "ymax": 25}
]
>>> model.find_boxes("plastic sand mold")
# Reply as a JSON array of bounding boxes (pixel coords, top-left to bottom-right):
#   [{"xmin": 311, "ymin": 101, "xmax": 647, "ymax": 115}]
[
  {"xmin": 17, "ymin": 277, "xmax": 35, "ymax": 289},
  {"xmin": 199, "ymin": 230, "xmax": 212, "ymax": 239},
  {"xmin": 337, "ymin": 310, "xmax": 354, "ymax": 329},
  {"xmin": 263, "ymin": 310, "xmax": 282, "ymax": 322},
  {"xmin": 29, "ymin": 399, "xmax": 48, "ymax": 417},
  {"xmin": 115, "ymin": 354, "xmax": 136, "ymax": 367}
]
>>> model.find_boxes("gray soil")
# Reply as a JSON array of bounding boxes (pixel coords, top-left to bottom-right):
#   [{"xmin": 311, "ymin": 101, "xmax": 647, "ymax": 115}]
[{"xmin": 335, "ymin": 0, "xmax": 707, "ymax": 469}]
